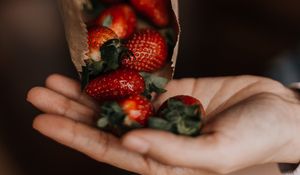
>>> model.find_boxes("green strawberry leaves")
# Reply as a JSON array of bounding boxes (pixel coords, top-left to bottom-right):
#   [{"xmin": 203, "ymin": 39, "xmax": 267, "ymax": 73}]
[
  {"xmin": 100, "ymin": 39, "xmax": 122, "ymax": 72},
  {"xmin": 148, "ymin": 99, "xmax": 203, "ymax": 136},
  {"xmin": 81, "ymin": 59, "xmax": 106, "ymax": 90},
  {"xmin": 97, "ymin": 101, "xmax": 125, "ymax": 129},
  {"xmin": 148, "ymin": 117, "xmax": 174, "ymax": 132},
  {"xmin": 140, "ymin": 72, "xmax": 168, "ymax": 99},
  {"xmin": 97, "ymin": 101, "xmax": 143, "ymax": 136},
  {"xmin": 81, "ymin": 39, "xmax": 131, "ymax": 90}
]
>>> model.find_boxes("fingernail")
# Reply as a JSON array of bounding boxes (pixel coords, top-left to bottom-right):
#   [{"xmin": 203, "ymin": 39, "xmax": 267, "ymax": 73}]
[{"xmin": 123, "ymin": 136, "xmax": 149, "ymax": 154}]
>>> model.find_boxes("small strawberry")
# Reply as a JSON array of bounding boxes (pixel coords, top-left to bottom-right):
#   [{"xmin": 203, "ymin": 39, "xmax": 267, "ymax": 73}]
[
  {"xmin": 82, "ymin": 26, "xmax": 131, "ymax": 90},
  {"xmin": 149, "ymin": 95, "xmax": 205, "ymax": 136},
  {"xmin": 87, "ymin": 26, "xmax": 118, "ymax": 61},
  {"xmin": 119, "ymin": 95, "xmax": 154, "ymax": 126},
  {"xmin": 85, "ymin": 68, "xmax": 145, "ymax": 101},
  {"xmin": 130, "ymin": 0, "xmax": 171, "ymax": 27},
  {"xmin": 122, "ymin": 29, "xmax": 168, "ymax": 72},
  {"xmin": 96, "ymin": 4, "xmax": 137, "ymax": 39},
  {"xmin": 97, "ymin": 95, "xmax": 154, "ymax": 135}
]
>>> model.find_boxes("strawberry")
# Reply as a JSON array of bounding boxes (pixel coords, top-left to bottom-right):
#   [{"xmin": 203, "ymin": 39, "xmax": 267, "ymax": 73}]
[
  {"xmin": 149, "ymin": 95, "xmax": 205, "ymax": 136},
  {"xmin": 96, "ymin": 4, "xmax": 137, "ymax": 39},
  {"xmin": 85, "ymin": 68, "xmax": 145, "ymax": 101},
  {"xmin": 82, "ymin": 26, "xmax": 131, "ymax": 90},
  {"xmin": 119, "ymin": 95, "xmax": 154, "ymax": 126},
  {"xmin": 97, "ymin": 95, "xmax": 154, "ymax": 135},
  {"xmin": 130, "ymin": 0, "xmax": 171, "ymax": 27},
  {"xmin": 87, "ymin": 26, "xmax": 118, "ymax": 61},
  {"xmin": 122, "ymin": 29, "xmax": 168, "ymax": 72}
]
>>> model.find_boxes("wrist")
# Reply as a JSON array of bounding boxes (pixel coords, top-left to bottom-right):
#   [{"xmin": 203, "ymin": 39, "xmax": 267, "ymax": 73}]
[
  {"xmin": 291, "ymin": 86, "xmax": 300, "ymax": 163},
  {"xmin": 279, "ymin": 87, "xmax": 300, "ymax": 164},
  {"xmin": 290, "ymin": 103, "xmax": 300, "ymax": 163},
  {"xmin": 269, "ymin": 87, "xmax": 300, "ymax": 164},
  {"xmin": 278, "ymin": 85, "xmax": 300, "ymax": 174}
]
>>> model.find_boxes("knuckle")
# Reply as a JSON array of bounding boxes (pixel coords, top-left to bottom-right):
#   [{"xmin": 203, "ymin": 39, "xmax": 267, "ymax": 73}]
[
  {"xmin": 69, "ymin": 121, "xmax": 81, "ymax": 147},
  {"xmin": 60, "ymin": 97, "xmax": 72, "ymax": 116}
]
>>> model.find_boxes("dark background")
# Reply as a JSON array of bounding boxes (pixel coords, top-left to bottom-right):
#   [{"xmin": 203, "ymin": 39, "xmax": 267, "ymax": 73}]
[{"xmin": 0, "ymin": 0, "xmax": 300, "ymax": 174}]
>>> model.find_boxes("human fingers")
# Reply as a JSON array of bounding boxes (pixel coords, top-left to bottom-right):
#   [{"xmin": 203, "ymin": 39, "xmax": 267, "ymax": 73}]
[
  {"xmin": 45, "ymin": 74, "xmax": 99, "ymax": 111},
  {"xmin": 122, "ymin": 129, "xmax": 236, "ymax": 174},
  {"xmin": 27, "ymin": 87, "xmax": 95, "ymax": 124},
  {"xmin": 33, "ymin": 114, "xmax": 148, "ymax": 174}
]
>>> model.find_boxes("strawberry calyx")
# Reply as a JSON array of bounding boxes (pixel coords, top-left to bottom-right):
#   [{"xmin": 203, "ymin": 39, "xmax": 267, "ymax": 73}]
[
  {"xmin": 140, "ymin": 72, "xmax": 168, "ymax": 99},
  {"xmin": 97, "ymin": 101, "xmax": 143, "ymax": 136},
  {"xmin": 81, "ymin": 39, "xmax": 133, "ymax": 90},
  {"xmin": 97, "ymin": 101, "xmax": 125, "ymax": 128},
  {"xmin": 149, "ymin": 98, "xmax": 203, "ymax": 136}
]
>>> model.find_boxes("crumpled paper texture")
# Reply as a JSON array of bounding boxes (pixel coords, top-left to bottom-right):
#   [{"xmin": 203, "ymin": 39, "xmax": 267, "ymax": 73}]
[{"xmin": 58, "ymin": 0, "xmax": 180, "ymax": 79}]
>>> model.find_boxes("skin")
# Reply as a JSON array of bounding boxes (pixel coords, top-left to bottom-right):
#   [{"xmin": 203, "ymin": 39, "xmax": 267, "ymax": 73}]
[{"xmin": 27, "ymin": 74, "xmax": 300, "ymax": 175}]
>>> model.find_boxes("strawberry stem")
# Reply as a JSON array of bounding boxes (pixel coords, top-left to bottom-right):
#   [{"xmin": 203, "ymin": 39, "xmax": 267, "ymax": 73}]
[
  {"xmin": 81, "ymin": 39, "xmax": 132, "ymax": 90},
  {"xmin": 140, "ymin": 72, "xmax": 168, "ymax": 99},
  {"xmin": 149, "ymin": 99, "xmax": 203, "ymax": 136},
  {"xmin": 97, "ymin": 101, "xmax": 126, "ymax": 136},
  {"xmin": 97, "ymin": 101, "xmax": 143, "ymax": 136}
]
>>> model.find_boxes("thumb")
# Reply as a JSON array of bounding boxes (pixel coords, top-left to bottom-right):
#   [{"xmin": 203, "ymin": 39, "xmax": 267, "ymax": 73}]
[{"xmin": 122, "ymin": 129, "xmax": 226, "ymax": 172}]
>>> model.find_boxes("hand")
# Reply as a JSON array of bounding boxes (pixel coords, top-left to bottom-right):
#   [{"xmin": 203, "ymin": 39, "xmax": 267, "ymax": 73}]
[{"xmin": 27, "ymin": 74, "xmax": 300, "ymax": 174}]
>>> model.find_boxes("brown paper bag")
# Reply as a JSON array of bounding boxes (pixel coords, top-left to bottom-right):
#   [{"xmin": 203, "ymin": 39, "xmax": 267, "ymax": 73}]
[{"xmin": 58, "ymin": 0, "xmax": 180, "ymax": 80}]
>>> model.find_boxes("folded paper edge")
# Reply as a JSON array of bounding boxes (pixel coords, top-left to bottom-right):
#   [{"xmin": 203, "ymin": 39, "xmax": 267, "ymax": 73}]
[{"xmin": 58, "ymin": 0, "xmax": 180, "ymax": 76}]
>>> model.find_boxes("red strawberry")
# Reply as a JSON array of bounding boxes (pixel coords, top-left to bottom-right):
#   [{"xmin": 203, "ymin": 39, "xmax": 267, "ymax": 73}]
[
  {"xmin": 87, "ymin": 26, "xmax": 118, "ymax": 61},
  {"xmin": 122, "ymin": 29, "xmax": 168, "ymax": 72},
  {"xmin": 85, "ymin": 68, "xmax": 145, "ymax": 101},
  {"xmin": 97, "ymin": 95, "xmax": 154, "ymax": 136},
  {"xmin": 96, "ymin": 4, "xmax": 136, "ymax": 39},
  {"xmin": 130, "ymin": 0, "xmax": 171, "ymax": 27},
  {"xmin": 149, "ymin": 95, "xmax": 205, "ymax": 136},
  {"xmin": 119, "ymin": 95, "xmax": 154, "ymax": 126}
]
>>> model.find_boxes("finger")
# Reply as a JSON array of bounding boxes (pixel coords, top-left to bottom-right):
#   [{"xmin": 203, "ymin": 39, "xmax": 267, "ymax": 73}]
[
  {"xmin": 27, "ymin": 87, "xmax": 95, "ymax": 124},
  {"xmin": 33, "ymin": 114, "xmax": 148, "ymax": 174},
  {"xmin": 122, "ymin": 130, "xmax": 230, "ymax": 174},
  {"xmin": 45, "ymin": 74, "xmax": 99, "ymax": 111}
]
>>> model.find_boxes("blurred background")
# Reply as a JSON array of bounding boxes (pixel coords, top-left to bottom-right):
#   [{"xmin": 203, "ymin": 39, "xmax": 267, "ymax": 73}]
[{"xmin": 0, "ymin": 0, "xmax": 299, "ymax": 174}]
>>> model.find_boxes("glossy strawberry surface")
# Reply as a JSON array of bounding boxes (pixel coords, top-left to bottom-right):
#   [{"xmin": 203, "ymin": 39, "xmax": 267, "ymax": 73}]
[
  {"xmin": 130, "ymin": 0, "xmax": 171, "ymax": 27},
  {"xmin": 119, "ymin": 95, "xmax": 154, "ymax": 126},
  {"xmin": 87, "ymin": 26, "xmax": 118, "ymax": 60},
  {"xmin": 85, "ymin": 68, "xmax": 145, "ymax": 101},
  {"xmin": 122, "ymin": 29, "xmax": 168, "ymax": 72},
  {"xmin": 96, "ymin": 4, "xmax": 136, "ymax": 39}
]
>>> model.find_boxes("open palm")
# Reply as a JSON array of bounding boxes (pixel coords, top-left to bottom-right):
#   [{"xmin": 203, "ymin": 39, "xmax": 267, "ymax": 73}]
[{"xmin": 27, "ymin": 74, "xmax": 299, "ymax": 175}]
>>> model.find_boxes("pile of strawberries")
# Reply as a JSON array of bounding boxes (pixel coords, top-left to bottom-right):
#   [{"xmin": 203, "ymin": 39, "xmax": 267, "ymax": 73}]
[{"xmin": 82, "ymin": 0, "xmax": 204, "ymax": 136}]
